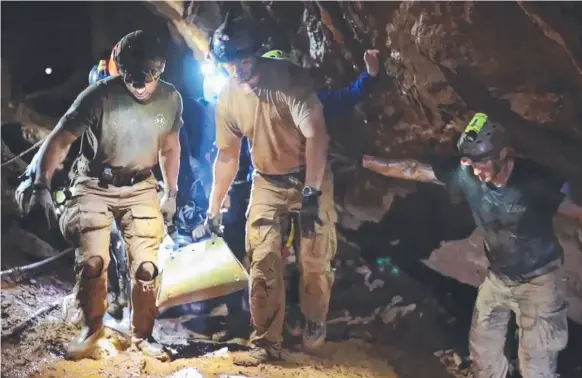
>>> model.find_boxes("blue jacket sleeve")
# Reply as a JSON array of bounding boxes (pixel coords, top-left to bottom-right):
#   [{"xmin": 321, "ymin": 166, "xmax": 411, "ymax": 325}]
[{"xmin": 317, "ymin": 72, "xmax": 378, "ymax": 119}]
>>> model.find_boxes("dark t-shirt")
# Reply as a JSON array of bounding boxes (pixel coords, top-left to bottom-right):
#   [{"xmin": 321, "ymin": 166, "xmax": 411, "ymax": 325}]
[
  {"xmin": 432, "ymin": 157, "xmax": 565, "ymax": 280},
  {"xmin": 58, "ymin": 76, "xmax": 183, "ymax": 174}
]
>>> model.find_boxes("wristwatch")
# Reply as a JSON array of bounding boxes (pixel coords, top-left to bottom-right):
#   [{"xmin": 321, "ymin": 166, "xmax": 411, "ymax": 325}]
[{"xmin": 302, "ymin": 186, "xmax": 322, "ymax": 197}]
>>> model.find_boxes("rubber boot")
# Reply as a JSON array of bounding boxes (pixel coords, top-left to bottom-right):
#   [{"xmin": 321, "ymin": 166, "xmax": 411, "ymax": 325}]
[
  {"xmin": 65, "ymin": 272, "xmax": 108, "ymax": 360},
  {"xmin": 131, "ymin": 277, "xmax": 170, "ymax": 361},
  {"xmin": 65, "ymin": 320, "xmax": 106, "ymax": 360}
]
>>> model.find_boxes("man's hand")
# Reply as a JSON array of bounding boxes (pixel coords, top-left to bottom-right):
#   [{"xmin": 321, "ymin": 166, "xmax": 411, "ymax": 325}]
[
  {"xmin": 300, "ymin": 187, "xmax": 323, "ymax": 238},
  {"xmin": 204, "ymin": 211, "xmax": 224, "ymax": 237},
  {"xmin": 192, "ymin": 224, "xmax": 208, "ymax": 241},
  {"xmin": 27, "ymin": 184, "xmax": 58, "ymax": 230},
  {"xmin": 364, "ymin": 49, "xmax": 380, "ymax": 77},
  {"xmin": 160, "ymin": 189, "xmax": 178, "ymax": 224}
]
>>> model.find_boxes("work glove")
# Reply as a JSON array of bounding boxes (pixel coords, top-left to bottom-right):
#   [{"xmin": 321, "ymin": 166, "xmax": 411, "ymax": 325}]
[
  {"xmin": 204, "ymin": 211, "xmax": 224, "ymax": 237},
  {"xmin": 300, "ymin": 187, "xmax": 323, "ymax": 238},
  {"xmin": 160, "ymin": 189, "xmax": 178, "ymax": 224},
  {"xmin": 26, "ymin": 183, "xmax": 58, "ymax": 230}
]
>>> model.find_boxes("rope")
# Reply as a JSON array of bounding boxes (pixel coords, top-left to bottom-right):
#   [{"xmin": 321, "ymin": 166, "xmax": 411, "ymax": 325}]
[
  {"xmin": 1, "ymin": 137, "xmax": 45, "ymax": 167},
  {"xmin": 0, "ymin": 247, "xmax": 74, "ymax": 282}
]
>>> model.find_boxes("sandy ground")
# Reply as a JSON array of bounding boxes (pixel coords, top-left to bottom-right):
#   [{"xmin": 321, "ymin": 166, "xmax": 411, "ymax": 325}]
[
  {"xmin": 1, "ymin": 254, "xmax": 468, "ymax": 378},
  {"xmin": 0, "ymin": 278, "xmax": 398, "ymax": 378}
]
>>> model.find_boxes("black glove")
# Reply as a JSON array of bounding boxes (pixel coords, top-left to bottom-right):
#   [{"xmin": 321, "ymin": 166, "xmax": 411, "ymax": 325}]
[
  {"xmin": 204, "ymin": 211, "xmax": 224, "ymax": 237},
  {"xmin": 27, "ymin": 183, "xmax": 58, "ymax": 230},
  {"xmin": 299, "ymin": 187, "xmax": 323, "ymax": 238}
]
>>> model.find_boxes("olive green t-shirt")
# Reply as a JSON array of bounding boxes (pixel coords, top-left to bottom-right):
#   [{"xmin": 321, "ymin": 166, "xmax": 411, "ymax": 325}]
[
  {"xmin": 215, "ymin": 59, "xmax": 321, "ymax": 175},
  {"xmin": 57, "ymin": 76, "xmax": 183, "ymax": 173}
]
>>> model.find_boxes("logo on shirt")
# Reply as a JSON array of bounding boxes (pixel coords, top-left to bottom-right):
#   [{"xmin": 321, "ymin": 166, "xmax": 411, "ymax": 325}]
[{"xmin": 154, "ymin": 114, "xmax": 166, "ymax": 129}]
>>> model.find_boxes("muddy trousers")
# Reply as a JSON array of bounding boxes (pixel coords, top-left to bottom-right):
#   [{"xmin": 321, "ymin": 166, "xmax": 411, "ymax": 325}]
[
  {"xmin": 60, "ymin": 176, "xmax": 164, "ymax": 338},
  {"xmin": 469, "ymin": 268, "xmax": 568, "ymax": 378},
  {"xmin": 246, "ymin": 171, "xmax": 338, "ymax": 345}
]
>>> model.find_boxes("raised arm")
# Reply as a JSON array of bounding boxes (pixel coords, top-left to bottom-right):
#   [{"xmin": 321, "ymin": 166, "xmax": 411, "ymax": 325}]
[
  {"xmin": 557, "ymin": 183, "xmax": 582, "ymax": 225},
  {"xmin": 318, "ymin": 50, "xmax": 380, "ymax": 119},
  {"xmin": 362, "ymin": 155, "xmax": 445, "ymax": 185}
]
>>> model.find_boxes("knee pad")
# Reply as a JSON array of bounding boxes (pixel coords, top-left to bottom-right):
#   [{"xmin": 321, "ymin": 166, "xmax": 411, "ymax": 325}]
[
  {"xmin": 82, "ymin": 256, "xmax": 105, "ymax": 279},
  {"xmin": 135, "ymin": 261, "xmax": 158, "ymax": 282}
]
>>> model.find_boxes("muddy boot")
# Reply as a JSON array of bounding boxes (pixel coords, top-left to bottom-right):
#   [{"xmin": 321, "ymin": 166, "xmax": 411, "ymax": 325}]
[
  {"xmin": 65, "ymin": 321, "xmax": 105, "ymax": 361},
  {"xmin": 233, "ymin": 342, "xmax": 282, "ymax": 367},
  {"xmin": 133, "ymin": 335, "xmax": 171, "ymax": 362},
  {"xmin": 302, "ymin": 320, "xmax": 326, "ymax": 351}
]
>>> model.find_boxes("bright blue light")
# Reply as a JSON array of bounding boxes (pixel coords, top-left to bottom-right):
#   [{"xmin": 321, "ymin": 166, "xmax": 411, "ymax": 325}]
[
  {"xmin": 203, "ymin": 69, "xmax": 228, "ymax": 104},
  {"xmin": 201, "ymin": 63, "xmax": 215, "ymax": 77}
]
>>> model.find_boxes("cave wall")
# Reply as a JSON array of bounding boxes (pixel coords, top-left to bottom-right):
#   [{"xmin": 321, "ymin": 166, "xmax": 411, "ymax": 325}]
[
  {"xmin": 151, "ymin": 0, "xmax": 582, "ymax": 323},
  {"xmin": 2, "ymin": 0, "xmax": 581, "ymax": 323}
]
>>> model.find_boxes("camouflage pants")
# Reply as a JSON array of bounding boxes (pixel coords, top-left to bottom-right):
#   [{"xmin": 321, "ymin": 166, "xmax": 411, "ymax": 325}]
[
  {"xmin": 246, "ymin": 168, "xmax": 337, "ymax": 345},
  {"xmin": 469, "ymin": 267, "xmax": 568, "ymax": 378},
  {"xmin": 59, "ymin": 175, "xmax": 164, "ymax": 338}
]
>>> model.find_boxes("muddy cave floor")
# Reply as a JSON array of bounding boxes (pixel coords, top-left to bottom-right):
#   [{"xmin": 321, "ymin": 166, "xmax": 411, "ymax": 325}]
[{"xmin": 2, "ymin": 249, "xmax": 582, "ymax": 378}]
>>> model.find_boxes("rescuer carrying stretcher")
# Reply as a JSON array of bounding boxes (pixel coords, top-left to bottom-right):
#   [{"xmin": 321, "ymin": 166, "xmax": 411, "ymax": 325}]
[
  {"xmin": 26, "ymin": 30, "xmax": 183, "ymax": 361},
  {"xmin": 204, "ymin": 12, "xmax": 337, "ymax": 366}
]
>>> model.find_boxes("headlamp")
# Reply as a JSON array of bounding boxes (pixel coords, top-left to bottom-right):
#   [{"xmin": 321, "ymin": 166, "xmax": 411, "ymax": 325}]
[{"xmin": 201, "ymin": 62, "xmax": 228, "ymax": 103}]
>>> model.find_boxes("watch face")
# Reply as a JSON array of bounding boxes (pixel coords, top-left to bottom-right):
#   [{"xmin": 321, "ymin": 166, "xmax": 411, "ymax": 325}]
[{"xmin": 302, "ymin": 187, "xmax": 312, "ymax": 196}]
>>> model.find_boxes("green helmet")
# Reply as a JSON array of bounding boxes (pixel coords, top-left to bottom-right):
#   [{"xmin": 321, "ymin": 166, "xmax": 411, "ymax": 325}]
[
  {"xmin": 457, "ymin": 113, "xmax": 508, "ymax": 161},
  {"xmin": 262, "ymin": 49, "xmax": 292, "ymax": 60}
]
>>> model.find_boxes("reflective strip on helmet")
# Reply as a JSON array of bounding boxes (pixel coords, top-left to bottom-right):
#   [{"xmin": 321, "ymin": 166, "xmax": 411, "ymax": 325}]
[{"xmin": 464, "ymin": 113, "xmax": 489, "ymax": 134}]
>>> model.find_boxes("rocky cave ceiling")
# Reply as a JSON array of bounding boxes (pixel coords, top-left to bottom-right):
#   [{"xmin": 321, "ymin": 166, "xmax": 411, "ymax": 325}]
[{"xmin": 2, "ymin": 1, "xmax": 582, "ymax": 323}]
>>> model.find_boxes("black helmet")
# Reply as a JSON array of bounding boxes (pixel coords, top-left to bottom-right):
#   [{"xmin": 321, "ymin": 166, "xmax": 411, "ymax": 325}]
[
  {"xmin": 457, "ymin": 113, "xmax": 509, "ymax": 161},
  {"xmin": 112, "ymin": 30, "xmax": 166, "ymax": 87},
  {"xmin": 210, "ymin": 11, "xmax": 261, "ymax": 63}
]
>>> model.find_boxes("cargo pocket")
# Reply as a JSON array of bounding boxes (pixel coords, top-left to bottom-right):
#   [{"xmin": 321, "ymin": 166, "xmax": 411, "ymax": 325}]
[
  {"xmin": 518, "ymin": 295, "xmax": 568, "ymax": 353},
  {"xmin": 79, "ymin": 202, "xmax": 110, "ymax": 233},
  {"xmin": 60, "ymin": 201, "xmax": 109, "ymax": 245},
  {"xmin": 131, "ymin": 205, "xmax": 164, "ymax": 241}
]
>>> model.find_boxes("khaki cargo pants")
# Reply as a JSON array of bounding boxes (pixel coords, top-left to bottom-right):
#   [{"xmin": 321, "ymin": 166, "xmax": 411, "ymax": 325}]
[
  {"xmin": 60, "ymin": 175, "xmax": 164, "ymax": 338},
  {"xmin": 246, "ymin": 168, "xmax": 337, "ymax": 345},
  {"xmin": 469, "ymin": 267, "xmax": 568, "ymax": 378}
]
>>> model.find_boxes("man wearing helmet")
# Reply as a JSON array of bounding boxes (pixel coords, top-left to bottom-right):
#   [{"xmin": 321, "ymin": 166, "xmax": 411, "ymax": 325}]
[
  {"xmin": 26, "ymin": 30, "xmax": 183, "ymax": 361},
  {"xmin": 361, "ymin": 112, "xmax": 582, "ymax": 378},
  {"xmin": 204, "ymin": 12, "xmax": 337, "ymax": 365}
]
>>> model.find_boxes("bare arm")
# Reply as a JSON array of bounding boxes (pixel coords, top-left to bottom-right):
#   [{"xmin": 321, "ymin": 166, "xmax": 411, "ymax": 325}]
[
  {"xmin": 557, "ymin": 197, "xmax": 582, "ymax": 225},
  {"xmin": 298, "ymin": 103, "xmax": 329, "ymax": 189},
  {"xmin": 362, "ymin": 155, "xmax": 445, "ymax": 185},
  {"xmin": 159, "ymin": 131, "xmax": 181, "ymax": 191},
  {"xmin": 208, "ymin": 142, "xmax": 241, "ymax": 217},
  {"xmin": 34, "ymin": 129, "xmax": 79, "ymax": 186}
]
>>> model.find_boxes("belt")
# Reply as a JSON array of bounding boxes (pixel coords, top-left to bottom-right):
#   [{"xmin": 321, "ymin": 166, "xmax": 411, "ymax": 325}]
[
  {"xmin": 85, "ymin": 166, "xmax": 152, "ymax": 187},
  {"xmin": 257, "ymin": 167, "xmax": 305, "ymax": 188},
  {"xmin": 493, "ymin": 257, "xmax": 563, "ymax": 285}
]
